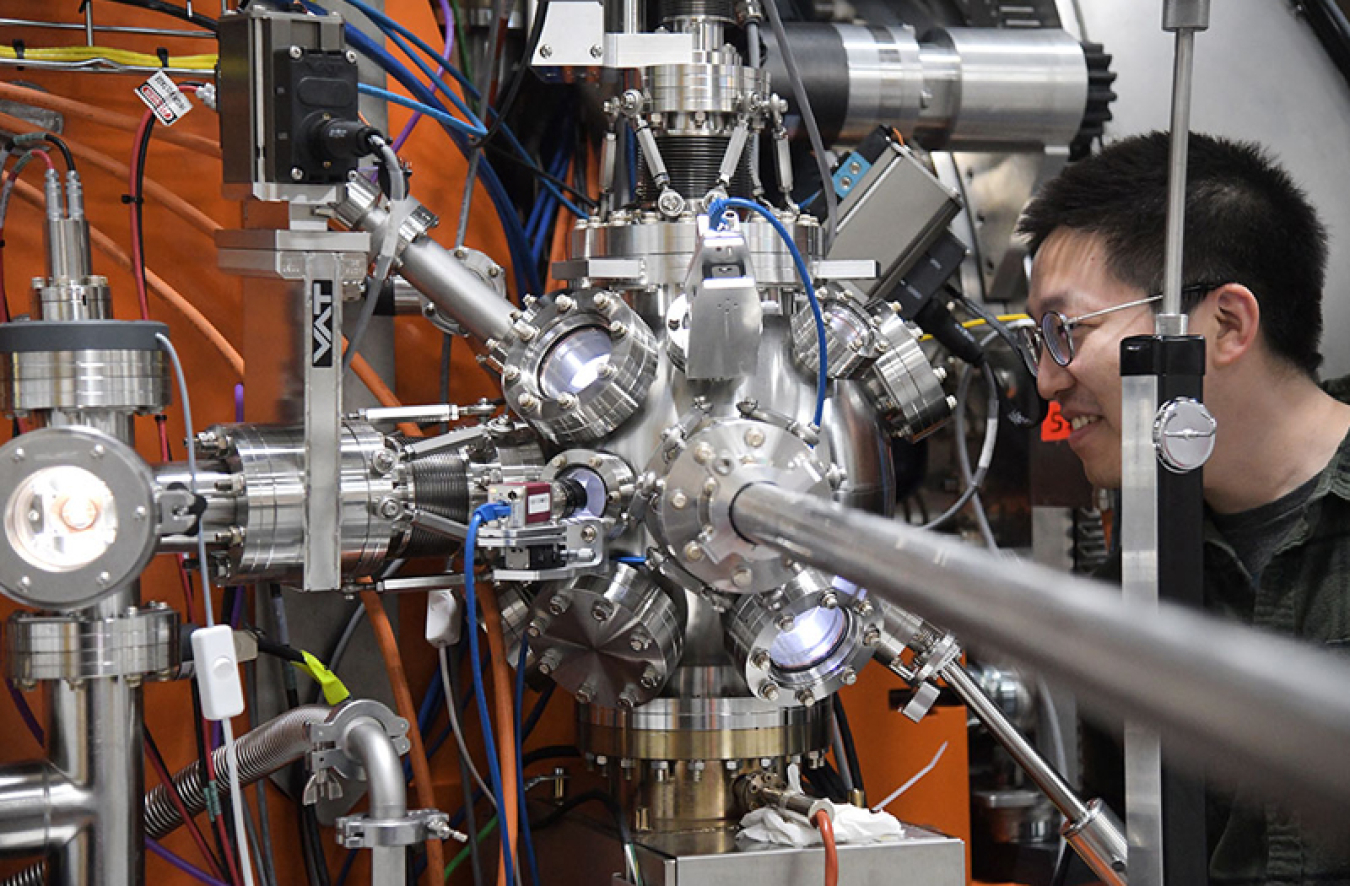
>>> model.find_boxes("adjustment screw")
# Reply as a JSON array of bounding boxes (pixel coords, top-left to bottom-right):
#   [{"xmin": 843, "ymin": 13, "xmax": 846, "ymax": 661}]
[
  {"xmin": 428, "ymin": 820, "xmax": 452, "ymax": 840},
  {"xmin": 744, "ymin": 427, "xmax": 766, "ymax": 448},
  {"xmin": 288, "ymin": 45, "xmax": 303, "ymax": 59},
  {"xmin": 759, "ymin": 682, "xmax": 780, "ymax": 701}
]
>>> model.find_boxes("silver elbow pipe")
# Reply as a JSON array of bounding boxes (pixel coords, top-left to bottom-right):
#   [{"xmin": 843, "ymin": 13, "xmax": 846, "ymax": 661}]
[
  {"xmin": 144, "ymin": 705, "xmax": 329, "ymax": 839},
  {"xmin": 342, "ymin": 718, "xmax": 407, "ymax": 820}
]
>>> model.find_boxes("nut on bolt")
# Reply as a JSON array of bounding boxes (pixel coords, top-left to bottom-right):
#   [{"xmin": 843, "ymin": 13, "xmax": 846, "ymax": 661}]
[
  {"xmin": 759, "ymin": 682, "xmax": 780, "ymax": 701},
  {"xmin": 580, "ymin": 525, "xmax": 598, "ymax": 543}
]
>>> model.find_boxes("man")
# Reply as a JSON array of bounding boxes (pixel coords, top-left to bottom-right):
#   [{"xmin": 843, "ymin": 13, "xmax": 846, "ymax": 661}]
[{"xmin": 1018, "ymin": 131, "xmax": 1350, "ymax": 884}]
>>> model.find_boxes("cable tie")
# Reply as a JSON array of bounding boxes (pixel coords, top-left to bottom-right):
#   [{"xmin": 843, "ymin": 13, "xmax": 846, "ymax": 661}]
[
  {"xmin": 119, "ymin": 194, "xmax": 144, "ymax": 205},
  {"xmin": 11, "ymin": 40, "xmax": 24, "ymax": 60},
  {"xmin": 156, "ymin": 47, "xmax": 170, "ymax": 68},
  {"xmin": 204, "ymin": 780, "xmax": 222, "ymax": 819}
]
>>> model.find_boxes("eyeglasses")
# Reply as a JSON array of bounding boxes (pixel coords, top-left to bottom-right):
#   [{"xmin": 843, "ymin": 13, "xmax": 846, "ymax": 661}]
[{"xmin": 1027, "ymin": 282, "xmax": 1223, "ymax": 371}]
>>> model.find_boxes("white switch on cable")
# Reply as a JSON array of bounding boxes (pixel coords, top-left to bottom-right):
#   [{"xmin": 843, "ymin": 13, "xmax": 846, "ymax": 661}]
[{"xmin": 191, "ymin": 625, "xmax": 245, "ymax": 720}]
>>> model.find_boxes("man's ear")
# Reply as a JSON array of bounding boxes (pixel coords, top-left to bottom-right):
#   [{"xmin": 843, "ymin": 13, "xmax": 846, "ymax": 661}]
[{"xmin": 1197, "ymin": 284, "xmax": 1261, "ymax": 368}]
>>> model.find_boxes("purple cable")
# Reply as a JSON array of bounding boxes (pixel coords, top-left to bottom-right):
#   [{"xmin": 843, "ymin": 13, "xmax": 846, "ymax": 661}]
[
  {"xmin": 6, "ymin": 678, "xmax": 44, "ymax": 745},
  {"xmin": 391, "ymin": 0, "xmax": 456, "ymax": 151},
  {"xmin": 147, "ymin": 837, "xmax": 231, "ymax": 886},
  {"xmin": 234, "ymin": 383, "xmax": 244, "ymax": 422}
]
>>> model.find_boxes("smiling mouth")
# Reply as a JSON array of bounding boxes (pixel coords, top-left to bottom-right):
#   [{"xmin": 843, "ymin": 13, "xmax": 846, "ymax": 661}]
[{"xmin": 1069, "ymin": 415, "xmax": 1101, "ymax": 431}]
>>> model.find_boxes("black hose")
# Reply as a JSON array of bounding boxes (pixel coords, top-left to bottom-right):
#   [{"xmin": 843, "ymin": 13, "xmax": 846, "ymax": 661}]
[
  {"xmin": 41, "ymin": 133, "xmax": 75, "ymax": 172},
  {"xmin": 831, "ymin": 695, "xmax": 864, "ymax": 794}
]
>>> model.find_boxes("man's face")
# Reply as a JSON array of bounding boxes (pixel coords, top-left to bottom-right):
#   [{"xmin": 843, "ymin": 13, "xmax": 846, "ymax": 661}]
[{"xmin": 1027, "ymin": 229, "xmax": 1160, "ymax": 489}]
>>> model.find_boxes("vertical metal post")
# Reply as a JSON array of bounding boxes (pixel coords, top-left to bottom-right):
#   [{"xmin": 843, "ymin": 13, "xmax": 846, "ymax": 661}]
[{"xmin": 1119, "ymin": 3, "xmax": 1213, "ymax": 883}]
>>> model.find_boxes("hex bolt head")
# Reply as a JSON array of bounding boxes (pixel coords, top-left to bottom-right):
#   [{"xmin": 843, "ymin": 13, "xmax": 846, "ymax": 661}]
[
  {"xmin": 591, "ymin": 602, "xmax": 612, "ymax": 622},
  {"xmin": 702, "ymin": 477, "xmax": 719, "ymax": 496},
  {"xmin": 750, "ymin": 648, "xmax": 770, "ymax": 669},
  {"xmin": 759, "ymin": 682, "xmax": 780, "ymax": 701},
  {"xmin": 862, "ymin": 626, "xmax": 881, "ymax": 647},
  {"xmin": 744, "ymin": 427, "xmax": 766, "ymax": 448},
  {"xmin": 598, "ymin": 361, "xmax": 616, "ymax": 378},
  {"xmin": 776, "ymin": 614, "xmax": 795, "ymax": 632},
  {"xmin": 555, "ymin": 294, "xmax": 575, "ymax": 312},
  {"xmin": 854, "ymin": 599, "xmax": 874, "ymax": 617},
  {"xmin": 518, "ymin": 393, "xmax": 540, "ymax": 411},
  {"xmin": 526, "ymin": 617, "xmax": 548, "ymax": 638},
  {"xmin": 639, "ymin": 665, "xmax": 660, "ymax": 689},
  {"xmin": 840, "ymin": 667, "xmax": 858, "ymax": 685},
  {"xmin": 682, "ymin": 541, "xmax": 705, "ymax": 562},
  {"xmin": 376, "ymin": 497, "xmax": 401, "ymax": 519},
  {"xmin": 575, "ymin": 684, "xmax": 594, "ymax": 704},
  {"xmin": 547, "ymin": 594, "xmax": 571, "ymax": 615},
  {"xmin": 796, "ymin": 689, "xmax": 816, "ymax": 707},
  {"xmin": 669, "ymin": 489, "xmax": 689, "ymax": 509},
  {"xmin": 593, "ymin": 292, "xmax": 612, "ymax": 311},
  {"xmin": 617, "ymin": 689, "xmax": 637, "ymax": 710},
  {"xmin": 692, "ymin": 442, "xmax": 715, "ymax": 465},
  {"xmin": 580, "ymin": 525, "xmax": 598, "ymax": 543},
  {"xmin": 732, "ymin": 566, "xmax": 753, "ymax": 589},
  {"xmin": 503, "ymin": 365, "xmax": 521, "ymax": 384},
  {"xmin": 629, "ymin": 630, "xmax": 650, "ymax": 651},
  {"xmin": 609, "ymin": 322, "xmax": 628, "ymax": 339},
  {"xmin": 819, "ymin": 591, "xmax": 839, "ymax": 609}
]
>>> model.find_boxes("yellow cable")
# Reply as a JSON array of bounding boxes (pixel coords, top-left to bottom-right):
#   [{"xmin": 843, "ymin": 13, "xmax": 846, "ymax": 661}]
[
  {"xmin": 0, "ymin": 45, "xmax": 216, "ymax": 70},
  {"xmin": 919, "ymin": 314, "xmax": 1033, "ymax": 342}
]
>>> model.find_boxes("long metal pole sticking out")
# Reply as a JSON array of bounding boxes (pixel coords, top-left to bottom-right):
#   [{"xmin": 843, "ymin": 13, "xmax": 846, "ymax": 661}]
[{"xmin": 728, "ymin": 482, "xmax": 1350, "ymax": 825}]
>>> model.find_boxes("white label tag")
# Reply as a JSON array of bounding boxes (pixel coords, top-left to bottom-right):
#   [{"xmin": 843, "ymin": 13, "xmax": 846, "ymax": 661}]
[
  {"xmin": 527, "ymin": 492, "xmax": 551, "ymax": 515},
  {"xmin": 135, "ymin": 71, "xmax": 193, "ymax": 126}
]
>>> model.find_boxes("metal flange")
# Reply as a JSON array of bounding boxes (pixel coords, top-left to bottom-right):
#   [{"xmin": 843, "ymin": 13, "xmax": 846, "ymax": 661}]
[{"xmin": 6, "ymin": 603, "xmax": 180, "ymax": 684}]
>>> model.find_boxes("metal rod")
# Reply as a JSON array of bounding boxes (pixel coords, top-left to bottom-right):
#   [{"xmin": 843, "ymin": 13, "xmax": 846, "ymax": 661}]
[
  {"xmin": 0, "ymin": 18, "xmax": 212, "ymax": 38},
  {"xmin": 728, "ymin": 482, "xmax": 1350, "ymax": 824},
  {"xmin": 1159, "ymin": 29, "xmax": 1195, "ymax": 331}
]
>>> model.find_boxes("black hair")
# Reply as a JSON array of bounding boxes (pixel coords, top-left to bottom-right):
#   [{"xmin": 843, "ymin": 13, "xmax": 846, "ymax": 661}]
[{"xmin": 1018, "ymin": 131, "xmax": 1328, "ymax": 378}]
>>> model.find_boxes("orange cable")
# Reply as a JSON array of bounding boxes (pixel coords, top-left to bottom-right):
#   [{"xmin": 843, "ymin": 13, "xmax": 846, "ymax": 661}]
[
  {"xmin": 12, "ymin": 178, "xmax": 243, "ymax": 375},
  {"xmin": 474, "ymin": 581, "xmax": 521, "ymax": 886},
  {"xmin": 0, "ymin": 109, "xmax": 221, "ymax": 239},
  {"xmin": 0, "ymin": 81, "xmax": 222, "ymax": 159},
  {"xmin": 815, "ymin": 810, "xmax": 838, "ymax": 886},
  {"xmin": 360, "ymin": 591, "xmax": 446, "ymax": 883}
]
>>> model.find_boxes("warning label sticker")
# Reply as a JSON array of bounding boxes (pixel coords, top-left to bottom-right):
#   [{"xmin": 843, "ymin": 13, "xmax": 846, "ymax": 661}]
[{"xmin": 134, "ymin": 72, "xmax": 193, "ymax": 126}]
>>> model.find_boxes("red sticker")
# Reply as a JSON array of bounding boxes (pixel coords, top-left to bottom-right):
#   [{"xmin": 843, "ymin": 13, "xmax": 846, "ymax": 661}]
[{"xmin": 1040, "ymin": 401, "xmax": 1072, "ymax": 442}]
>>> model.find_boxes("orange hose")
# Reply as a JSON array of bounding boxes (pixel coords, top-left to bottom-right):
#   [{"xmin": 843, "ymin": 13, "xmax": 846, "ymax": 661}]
[
  {"xmin": 815, "ymin": 810, "xmax": 838, "ymax": 886},
  {"xmin": 12, "ymin": 179, "xmax": 244, "ymax": 375},
  {"xmin": 0, "ymin": 81, "xmax": 222, "ymax": 159},
  {"xmin": 0, "ymin": 109, "xmax": 221, "ymax": 239},
  {"xmin": 360, "ymin": 591, "xmax": 446, "ymax": 884},
  {"xmin": 474, "ymin": 581, "xmax": 521, "ymax": 886}
]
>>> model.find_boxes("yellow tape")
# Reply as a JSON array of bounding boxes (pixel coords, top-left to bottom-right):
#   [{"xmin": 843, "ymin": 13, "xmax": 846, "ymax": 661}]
[{"xmin": 293, "ymin": 650, "xmax": 351, "ymax": 705}]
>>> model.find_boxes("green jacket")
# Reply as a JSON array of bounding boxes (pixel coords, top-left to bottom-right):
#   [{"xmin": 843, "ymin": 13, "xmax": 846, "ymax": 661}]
[
  {"xmin": 1201, "ymin": 375, "xmax": 1350, "ymax": 885},
  {"xmin": 1080, "ymin": 376, "xmax": 1350, "ymax": 886}
]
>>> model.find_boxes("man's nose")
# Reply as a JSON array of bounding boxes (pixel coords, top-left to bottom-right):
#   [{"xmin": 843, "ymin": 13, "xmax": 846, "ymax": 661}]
[{"xmin": 1036, "ymin": 350, "xmax": 1072, "ymax": 401}]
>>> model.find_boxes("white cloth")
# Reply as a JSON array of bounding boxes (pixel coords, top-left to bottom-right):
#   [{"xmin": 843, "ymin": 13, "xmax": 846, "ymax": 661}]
[{"xmin": 737, "ymin": 802, "xmax": 905, "ymax": 848}]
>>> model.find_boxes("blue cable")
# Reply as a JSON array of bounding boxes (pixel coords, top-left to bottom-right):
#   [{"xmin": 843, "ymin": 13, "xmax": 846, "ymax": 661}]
[
  {"xmin": 358, "ymin": 84, "xmax": 484, "ymax": 138},
  {"xmin": 706, "ymin": 196, "xmax": 828, "ymax": 428},
  {"xmin": 327, "ymin": 0, "xmax": 586, "ymax": 219},
  {"xmin": 304, "ymin": 2, "xmax": 541, "ymax": 295},
  {"xmin": 466, "ymin": 502, "xmax": 516, "ymax": 886},
  {"xmin": 613, "ymin": 556, "xmax": 647, "ymax": 565},
  {"xmin": 514, "ymin": 640, "xmax": 542, "ymax": 886}
]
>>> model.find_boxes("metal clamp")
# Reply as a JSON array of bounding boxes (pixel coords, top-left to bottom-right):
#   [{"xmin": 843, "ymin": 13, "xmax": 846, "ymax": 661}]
[
  {"xmin": 6, "ymin": 603, "xmax": 180, "ymax": 686},
  {"xmin": 304, "ymin": 700, "xmax": 412, "ymax": 802},
  {"xmin": 334, "ymin": 808, "xmax": 460, "ymax": 848}
]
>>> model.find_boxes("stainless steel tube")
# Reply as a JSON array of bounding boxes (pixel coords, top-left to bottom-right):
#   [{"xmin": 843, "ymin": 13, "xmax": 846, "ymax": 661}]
[
  {"xmin": 941, "ymin": 664, "xmax": 1126, "ymax": 886},
  {"xmin": 396, "ymin": 236, "xmax": 515, "ymax": 344},
  {"xmin": 729, "ymin": 482, "xmax": 1350, "ymax": 824},
  {"xmin": 0, "ymin": 763, "xmax": 92, "ymax": 855},
  {"xmin": 344, "ymin": 718, "xmax": 408, "ymax": 820},
  {"xmin": 1158, "ymin": 29, "xmax": 1195, "ymax": 329}
]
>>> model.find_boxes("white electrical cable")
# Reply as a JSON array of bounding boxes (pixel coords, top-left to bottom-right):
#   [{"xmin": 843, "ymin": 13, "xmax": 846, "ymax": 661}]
[
  {"xmin": 157, "ymin": 332, "xmax": 257, "ymax": 886},
  {"xmin": 869, "ymin": 741, "xmax": 949, "ymax": 813},
  {"xmin": 438, "ymin": 645, "xmax": 499, "ymax": 811}
]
